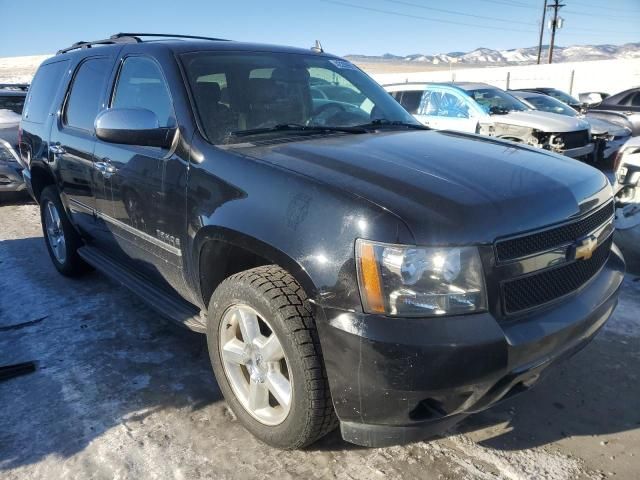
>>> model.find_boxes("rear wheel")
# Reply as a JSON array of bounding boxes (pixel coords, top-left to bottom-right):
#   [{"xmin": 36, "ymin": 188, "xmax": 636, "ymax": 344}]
[
  {"xmin": 40, "ymin": 186, "xmax": 90, "ymax": 276},
  {"xmin": 207, "ymin": 265, "xmax": 337, "ymax": 449}
]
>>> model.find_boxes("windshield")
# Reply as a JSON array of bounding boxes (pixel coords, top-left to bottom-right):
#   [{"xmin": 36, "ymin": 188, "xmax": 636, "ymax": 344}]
[
  {"xmin": 466, "ymin": 88, "xmax": 529, "ymax": 114},
  {"xmin": 545, "ymin": 89, "xmax": 580, "ymax": 106},
  {"xmin": 181, "ymin": 52, "xmax": 418, "ymax": 144},
  {"xmin": 523, "ymin": 95, "xmax": 577, "ymax": 117},
  {"xmin": 0, "ymin": 94, "xmax": 26, "ymax": 115}
]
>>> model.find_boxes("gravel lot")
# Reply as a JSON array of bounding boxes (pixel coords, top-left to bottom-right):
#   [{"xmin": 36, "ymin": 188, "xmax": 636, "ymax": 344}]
[{"xmin": 1, "ymin": 197, "xmax": 639, "ymax": 480}]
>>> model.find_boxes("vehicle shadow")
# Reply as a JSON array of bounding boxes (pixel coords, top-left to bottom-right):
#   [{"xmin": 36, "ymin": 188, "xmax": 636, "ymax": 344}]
[
  {"xmin": 1, "ymin": 235, "xmax": 638, "ymax": 468},
  {"xmin": 0, "ymin": 235, "xmax": 222, "ymax": 471}
]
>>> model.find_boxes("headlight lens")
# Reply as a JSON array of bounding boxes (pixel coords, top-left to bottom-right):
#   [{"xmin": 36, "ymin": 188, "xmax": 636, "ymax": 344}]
[
  {"xmin": 0, "ymin": 141, "xmax": 18, "ymax": 163},
  {"xmin": 355, "ymin": 239, "xmax": 487, "ymax": 317}
]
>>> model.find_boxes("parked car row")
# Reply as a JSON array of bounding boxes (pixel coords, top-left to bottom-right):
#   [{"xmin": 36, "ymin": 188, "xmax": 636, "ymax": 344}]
[{"xmin": 384, "ymin": 81, "xmax": 634, "ymax": 167}]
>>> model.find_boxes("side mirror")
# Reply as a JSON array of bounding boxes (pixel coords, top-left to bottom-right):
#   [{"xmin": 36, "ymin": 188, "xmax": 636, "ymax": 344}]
[{"xmin": 95, "ymin": 108, "xmax": 176, "ymax": 148}]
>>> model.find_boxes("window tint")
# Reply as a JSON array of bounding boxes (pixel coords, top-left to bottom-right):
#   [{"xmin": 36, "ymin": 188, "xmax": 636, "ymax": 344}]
[
  {"xmin": 112, "ymin": 57, "xmax": 174, "ymax": 127},
  {"xmin": 23, "ymin": 60, "xmax": 69, "ymax": 123},
  {"xmin": 631, "ymin": 93, "xmax": 640, "ymax": 107},
  {"xmin": 422, "ymin": 91, "xmax": 470, "ymax": 118},
  {"xmin": 65, "ymin": 58, "xmax": 111, "ymax": 131},
  {"xmin": 399, "ymin": 91, "xmax": 423, "ymax": 114}
]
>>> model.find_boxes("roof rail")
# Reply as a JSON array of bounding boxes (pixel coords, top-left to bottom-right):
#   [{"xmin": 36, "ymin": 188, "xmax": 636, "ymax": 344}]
[
  {"xmin": 56, "ymin": 33, "xmax": 231, "ymax": 55},
  {"xmin": 57, "ymin": 35, "xmax": 140, "ymax": 54},
  {"xmin": 0, "ymin": 84, "xmax": 29, "ymax": 91},
  {"xmin": 111, "ymin": 33, "xmax": 231, "ymax": 42}
]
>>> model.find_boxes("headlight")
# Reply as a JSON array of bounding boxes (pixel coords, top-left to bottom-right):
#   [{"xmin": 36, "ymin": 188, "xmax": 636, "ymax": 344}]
[
  {"xmin": 0, "ymin": 140, "xmax": 18, "ymax": 163},
  {"xmin": 355, "ymin": 239, "xmax": 487, "ymax": 317}
]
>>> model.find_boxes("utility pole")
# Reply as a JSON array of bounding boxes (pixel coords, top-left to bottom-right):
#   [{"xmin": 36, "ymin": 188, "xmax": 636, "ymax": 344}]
[
  {"xmin": 536, "ymin": 0, "xmax": 547, "ymax": 64},
  {"xmin": 547, "ymin": 0, "xmax": 565, "ymax": 64}
]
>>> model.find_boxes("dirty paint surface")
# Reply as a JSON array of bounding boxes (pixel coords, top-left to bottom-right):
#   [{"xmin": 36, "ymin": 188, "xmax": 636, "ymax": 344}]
[{"xmin": 1, "ymin": 198, "xmax": 639, "ymax": 480}]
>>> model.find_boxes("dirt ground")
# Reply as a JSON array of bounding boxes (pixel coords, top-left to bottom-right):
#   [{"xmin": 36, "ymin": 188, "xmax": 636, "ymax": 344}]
[{"xmin": 1, "ymin": 197, "xmax": 639, "ymax": 480}]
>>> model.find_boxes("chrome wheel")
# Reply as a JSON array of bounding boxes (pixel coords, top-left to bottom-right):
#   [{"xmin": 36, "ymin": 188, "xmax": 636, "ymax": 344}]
[
  {"xmin": 44, "ymin": 200, "xmax": 66, "ymax": 264},
  {"xmin": 219, "ymin": 305, "xmax": 293, "ymax": 425}
]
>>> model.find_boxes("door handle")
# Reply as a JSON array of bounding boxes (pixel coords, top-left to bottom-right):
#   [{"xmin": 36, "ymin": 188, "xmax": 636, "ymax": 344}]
[
  {"xmin": 49, "ymin": 144, "xmax": 65, "ymax": 156},
  {"xmin": 94, "ymin": 161, "xmax": 117, "ymax": 178}
]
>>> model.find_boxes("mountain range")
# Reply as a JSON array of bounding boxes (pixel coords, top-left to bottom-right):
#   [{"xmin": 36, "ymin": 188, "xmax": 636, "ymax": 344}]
[{"xmin": 346, "ymin": 42, "xmax": 640, "ymax": 65}]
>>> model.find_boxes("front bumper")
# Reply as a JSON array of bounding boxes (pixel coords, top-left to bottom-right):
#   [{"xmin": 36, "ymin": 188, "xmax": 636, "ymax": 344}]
[
  {"xmin": 562, "ymin": 142, "xmax": 595, "ymax": 159},
  {"xmin": 0, "ymin": 162, "xmax": 25, "ymax": 193},
  {"xmin": 315, "ymin": 246, "xmax": 625, "ymax": 447}
]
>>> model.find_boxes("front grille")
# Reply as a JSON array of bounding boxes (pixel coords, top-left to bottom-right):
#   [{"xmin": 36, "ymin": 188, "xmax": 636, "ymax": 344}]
[
  {"xmin": 502, "ymin": 235, "xmax": 612, "ymax": 314},
  {"xmin": 496, "ymin": 201, "xmax": 614, "ymax": 262},
  {"xmin": 558, "ymin": 129, "xmax": 590, "ymax": 150}
]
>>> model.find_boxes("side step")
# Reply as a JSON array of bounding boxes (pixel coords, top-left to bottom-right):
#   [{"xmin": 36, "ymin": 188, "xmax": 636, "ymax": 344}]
[{"xmin": 78, "ymin": 246, "xmax": 206, "ymax": 333}]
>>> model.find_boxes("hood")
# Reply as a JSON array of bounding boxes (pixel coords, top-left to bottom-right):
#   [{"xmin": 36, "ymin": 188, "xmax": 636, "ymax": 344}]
[
  {"xmin": 585, "ymin": 116, "xmax": 631, "ymax": 137},
  {"xmin": 493, "ymin": 110, "xmax": 590, "ymax": 133},
  {"xmin": 238, "ymin": 130, "xmax": 611, "ymax": 245}
]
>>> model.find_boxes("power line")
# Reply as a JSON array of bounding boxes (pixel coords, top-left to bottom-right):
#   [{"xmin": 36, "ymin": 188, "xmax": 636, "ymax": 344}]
[
  {"xmin": 319, "ymin": 0, "xmax": 538, "ymax": 33},
  {"xmin": 571, "ymin": 0, "xmax": 640, "ymax": 14},
  {"xmin": 381, "ymin": 0, "xmax": 537, "ymax": 26}
]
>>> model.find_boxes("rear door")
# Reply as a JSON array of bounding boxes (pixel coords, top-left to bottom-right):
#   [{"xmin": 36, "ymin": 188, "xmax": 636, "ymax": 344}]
[{"xmin": 49, "ymin": 56, "xmax": 113, "ymax": 235}]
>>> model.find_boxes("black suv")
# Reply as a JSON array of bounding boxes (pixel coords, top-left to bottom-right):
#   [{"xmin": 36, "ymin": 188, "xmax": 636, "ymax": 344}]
[{"xmin": 20, "ymin": 33, "xmax": 624, "ymax": 449}]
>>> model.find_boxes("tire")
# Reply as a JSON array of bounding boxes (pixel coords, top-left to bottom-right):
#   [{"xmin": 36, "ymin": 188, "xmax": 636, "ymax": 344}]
[
  {"xmin": 207, "ymin": 265, "xmax": 337, "ymax": 449},
  {"xmin": 39, "ymin": 186, "xmax": 90, "ymax": 277}
]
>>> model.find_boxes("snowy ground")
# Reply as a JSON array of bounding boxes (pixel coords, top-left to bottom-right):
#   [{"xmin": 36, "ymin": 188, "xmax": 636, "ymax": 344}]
[{"xmin": 1, "ymin": 198, "xmax": 639, "ymax": 480}]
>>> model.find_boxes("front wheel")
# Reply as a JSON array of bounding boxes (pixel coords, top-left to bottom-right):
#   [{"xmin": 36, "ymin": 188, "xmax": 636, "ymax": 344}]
[{"xmin": 206, "ymin": 265, "xmax": 337, "ymax": 449}]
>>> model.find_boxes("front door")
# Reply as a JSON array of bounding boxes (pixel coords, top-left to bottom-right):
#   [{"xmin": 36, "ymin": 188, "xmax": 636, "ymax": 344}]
[
  {"xmin": 415, "ymin": 88, "xmax": 478, "ymax": 133},
  {"xmin": 92, "ymin": 55, "xmax": 187, "ymax": 292},
  {"xmin": 50, "ymin": 56, "xmax": 113, "ymax": 237}
]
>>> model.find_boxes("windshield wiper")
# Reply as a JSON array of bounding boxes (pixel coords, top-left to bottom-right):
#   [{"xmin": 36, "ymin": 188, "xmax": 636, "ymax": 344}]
[
  {"xmin": 356, "ymin": 119, "xmax": 429, "ymax": 130},
  {"xmin": 229, "ymin": 123, "xmax": 368, "ymax": 137}
]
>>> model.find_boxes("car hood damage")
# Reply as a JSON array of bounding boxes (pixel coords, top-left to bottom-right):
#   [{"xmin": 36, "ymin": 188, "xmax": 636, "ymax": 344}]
[
  {"xmin": 242, "ymin": 130, "xmax": 611, "ymax": 244},
  {"xmin": 493, "ymin": 110, "xmax": 590, "ymax": 133}
]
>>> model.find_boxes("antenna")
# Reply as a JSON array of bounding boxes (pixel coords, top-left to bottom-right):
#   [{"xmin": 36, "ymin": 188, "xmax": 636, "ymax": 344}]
[{"xmin": 311, "ymin": 40, "xmax": 324, "ymax": 53}]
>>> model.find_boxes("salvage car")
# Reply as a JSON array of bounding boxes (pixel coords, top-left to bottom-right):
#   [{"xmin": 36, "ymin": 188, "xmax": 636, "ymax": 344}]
[
  {"xmin": 0, "ymin": 122, "xmax": 24, "ymax": 195},
  {"xmin": 0, "ymin": 84, "xmax": 28, "ymax": 114},
  {"xmin": 0, "ymin": 85, "xmax": 27, "ymax": 195},
  {"xmin": 386, "ymin": 82, "xmax": 594, "ymax": 159},
  {"xmin": 510, "ymin": 90, "xmax": 631, "ymax": 166},
  {"xmin": 613, "ymin": 136, "xmax": 640, "ymax": 230},
  {"xmin": 512, "ymin": 87, "xmax": 583, "ymax": 112},
  {"xmin": 21, "ymin": 33, "xmax": 624, "ymax": 449},
  {"xmin": 587, "ymin": 87, "xmax": 640, "ymax": 136}
]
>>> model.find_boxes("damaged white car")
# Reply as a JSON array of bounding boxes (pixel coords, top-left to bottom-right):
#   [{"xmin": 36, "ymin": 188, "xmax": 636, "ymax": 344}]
[
  {"xmin": 386, "ymin": 82, "xmax": 594, "ymax": 159},
  {"xmin": 613, "ymin": 136, "xmax": 640, "ymax": 230}
]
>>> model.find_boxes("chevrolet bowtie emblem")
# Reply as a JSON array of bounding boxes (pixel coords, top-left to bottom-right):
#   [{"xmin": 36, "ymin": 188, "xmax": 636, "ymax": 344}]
[{"xmin": 574, "ymin": 235, "xmax": 598, "ymax": 261}]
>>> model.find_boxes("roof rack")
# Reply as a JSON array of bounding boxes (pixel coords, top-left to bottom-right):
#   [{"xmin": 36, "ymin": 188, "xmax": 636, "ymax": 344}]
[
  {"xmin": 0, "ymin": 83, "xmax": 29, "ymax": 91},
  {"xmin": 56, "ymin": 32, "xmax": 230, "ymax": 54}
]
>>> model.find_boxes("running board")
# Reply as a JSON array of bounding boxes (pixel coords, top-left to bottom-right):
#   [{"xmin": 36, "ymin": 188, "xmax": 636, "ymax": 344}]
[{"xmin": 77, "ymin": 246, "xmax": 207, "ymax": 333}]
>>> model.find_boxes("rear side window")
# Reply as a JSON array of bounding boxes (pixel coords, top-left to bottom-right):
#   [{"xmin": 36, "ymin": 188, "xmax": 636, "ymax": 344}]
[
  {"xmin": 64, "ymin": 57, "xmax": 111, "ymax": 131},
  {"xmin": 111, "ymin": 57, "xmax": 174, "ymax": 127},
  {"xmin": 23, "ymin": 60, "xmax": 69, "ymax": 123}
]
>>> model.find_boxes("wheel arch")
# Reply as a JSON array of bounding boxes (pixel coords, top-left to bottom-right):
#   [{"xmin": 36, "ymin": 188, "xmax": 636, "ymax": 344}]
[
  {"xmin": 193, "ymin": 226, "xmax": 318, "ymax": 310},
  {"xmin": 30, "ymin": 162, "xmax": 57, "ymax": 202}
]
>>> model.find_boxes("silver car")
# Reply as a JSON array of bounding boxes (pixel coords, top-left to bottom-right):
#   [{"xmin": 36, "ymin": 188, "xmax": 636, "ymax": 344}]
[{"xmin": 386, "ymin": 82, "xmax": 595, "ymax": 159}]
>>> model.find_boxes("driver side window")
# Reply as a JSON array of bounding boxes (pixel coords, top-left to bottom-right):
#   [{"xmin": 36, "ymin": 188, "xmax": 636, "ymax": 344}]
[
  {"xmin": 112, "ymin": 56, "xmax": 175, "ymax": 127},
  {"xmin": 420, "ymin": 91, "xmax": 470, "ymax": 119}
]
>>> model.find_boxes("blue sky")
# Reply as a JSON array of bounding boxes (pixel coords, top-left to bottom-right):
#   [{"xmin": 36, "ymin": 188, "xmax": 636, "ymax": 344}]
[{"xmin": 1, "ymin": 0, "xmax": 638, "ymax": 57}]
